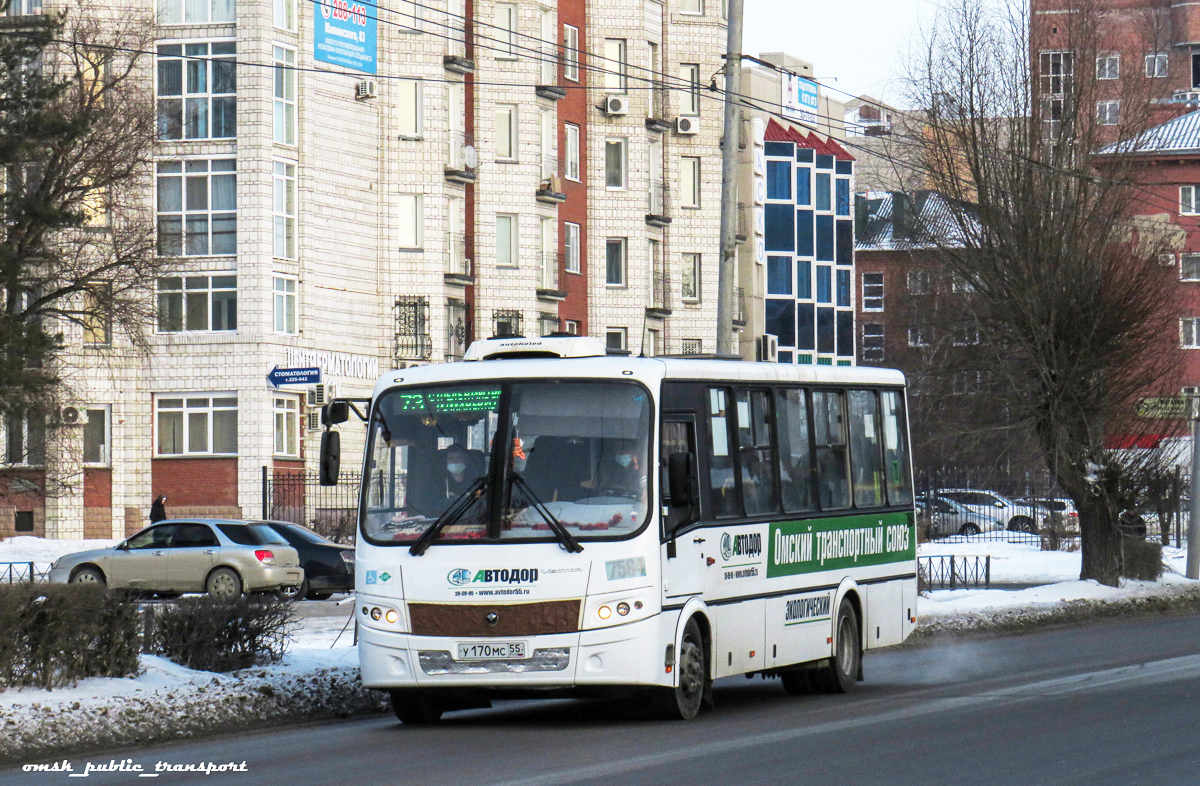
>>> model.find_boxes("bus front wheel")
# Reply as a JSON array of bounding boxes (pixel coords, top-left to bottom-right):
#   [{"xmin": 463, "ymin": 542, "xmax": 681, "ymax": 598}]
[
  {"xmin": 651, "ymin": 617, "xmax": 707, "ymax": 720},
  {"xmin": 390, "ymin": 690, "xmax": 444, "ymax": 724},
  {"xmin": 816, "ymin": 599, "xmax": 861, "ymax": 694}
]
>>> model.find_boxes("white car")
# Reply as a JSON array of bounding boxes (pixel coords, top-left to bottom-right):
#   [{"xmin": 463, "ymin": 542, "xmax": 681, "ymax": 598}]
[{"xmin": 937, "ymin": 489, "xmax": 1044, "ymax": 533}]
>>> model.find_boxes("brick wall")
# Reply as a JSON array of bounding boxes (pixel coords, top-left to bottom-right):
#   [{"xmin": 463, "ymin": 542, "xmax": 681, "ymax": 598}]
[
  {"xmin": 151, "ymin": 457, "xmax": 239, "ymax": 516},
  {"xmin": 0, "ymin": 470, "xmax": 47, "ymax": 538}
]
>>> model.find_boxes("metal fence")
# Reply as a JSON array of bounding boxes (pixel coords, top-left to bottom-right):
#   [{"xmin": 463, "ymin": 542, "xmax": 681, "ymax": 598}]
[
  {"xmin": 262, "ymin": 468, "xmax": 361, "ymax": 545},
  {"xmin": 919, "ymin": 555, "xmax": 991, "ymax": 590},
  {"xmin": 0, "ymin": 561, "xmax": 49, "ymax": 584}
]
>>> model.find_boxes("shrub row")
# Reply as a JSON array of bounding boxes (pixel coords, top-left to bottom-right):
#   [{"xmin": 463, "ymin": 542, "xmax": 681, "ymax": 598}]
[{"xmin": 148, "ymin": 594, "xmax": 297, "ymax": 672}]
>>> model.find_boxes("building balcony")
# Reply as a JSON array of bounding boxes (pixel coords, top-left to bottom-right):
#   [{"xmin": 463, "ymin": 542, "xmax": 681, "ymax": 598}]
[
  {"xmin": 444, "ymin": 234, "xmax": 474, "ymax": 286},
  {"xmin": 646, "ymin": 87, "xmax": 671, "ymax": 133},
  {"xmin": 445, "ymin": 131, "xmax": 477, "ymax": 184},
  {"xmin": 536, "ymin": 252, "xmax": 567, "ymax": 301},
  {"xmin": 535, "ymin": 50, "xmax": 567, "ymax": 100},
  {"xmin": 444, "ymin": 26, "xmax": 474, "ymax": 74},
  {"xmin": 647, "ymin": 266, "xmax": 672, "ymax": 319},
  {"xmin": 536, "ymin": 156, "xmax": 567, "ymax": 203},
  {"xmin": 646, "ymin": 179, "xmax": 671, "ymax": 227}
]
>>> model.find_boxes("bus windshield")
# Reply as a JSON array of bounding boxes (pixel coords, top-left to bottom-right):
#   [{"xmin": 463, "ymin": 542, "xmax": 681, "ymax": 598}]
[{"xmin": 362, "ymin": 380, "xmax": 652, "ymax": 546}]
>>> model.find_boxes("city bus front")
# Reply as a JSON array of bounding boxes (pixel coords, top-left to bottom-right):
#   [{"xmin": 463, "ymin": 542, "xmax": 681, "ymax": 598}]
[{"xmin": 350, "ymin": 360, "xmax": 675, "ymax": 720}]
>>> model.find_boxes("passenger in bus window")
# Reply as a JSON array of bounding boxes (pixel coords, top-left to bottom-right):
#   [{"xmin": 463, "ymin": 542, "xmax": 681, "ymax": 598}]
[
  {"xmin": 584, "ymin": 439, "xmax": 645, "ymax": 499},
  {"xmin": 442, "ymin": 444, "xmax": 482, "ymax": 499}
]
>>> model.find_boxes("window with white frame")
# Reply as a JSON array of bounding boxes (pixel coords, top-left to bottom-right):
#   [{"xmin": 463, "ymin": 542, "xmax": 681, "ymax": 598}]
[
  {"xmin": 1097, "ymin": 100, "xmax": 1119, "ymax": 125},
  {"xmin": 606, "ymin": 238, "xmax": 626, "ymax": 286},
  {"xmin": 1184, "ymin": 318, "xmax": 1200, "ymax": 347},
  {"xmin": 565, "ymin": 222, "xmax": 581, "ymax": 273},
  {"xmin": 680, "ymin": 64, "xmax": 701, "ymax": 115},
  {"xmin": 1039, "ymin": 51, "xmax": 1073, "ymax": 97},
  {"xmin": 862, "ymin": 272, "xmax": 884, "ymax": 311},
  {"xmin": 565, "ymin": 123, "xmax": 580, "ymax": 181},
  {"xmin": 156, "ymin": 159, "xmax": 236, "ymax": 256},
  {"xmin": 681, "ymin": 338, "xmax": 702, "ymax": 354},
  {"xmin": 564, "ymin": 319, "xmax": 579, "ymax": 335},
  {"xmin": 563, "ymin": 24, "xmax": 580, "ymax": 81},
  {"xmin": 605, "ymin": 138, "xmax": 626, "ymax": 189},
  {"xmin": 1182, "ymin": 254, "xmax": 1200, "ymax": 281},
  {"xmin": 274, "ymin": 0, "xmax": 294, "ymax": 30},
  {"xmin": 681, "ymin": 252, "xmax": 701, "ymax": 301},
  {"xmin": 273, "ymin": 161, "xmax": 295, "ymax": 259},
  {"xmin": 495, "ymin": 104, "xmax": 517, "ymax": 160},
  {"xmin": 907, "ymin": 270, "xmax": 930, "ymax": 295},
  {"xmin": 5, "ymin": 0, "xmax": 42, "ymax": 15},
  {"xmin": 952, "ymin": 324, "xmax": 980, "ymax": 346},
  {"xmin": 273, "ymin": 396, "xmax": 299, "ymax": 456},
  {"xmin": 1182, "ymin": 185, "xmax": 1200, "ymax": 215},
  {"xmin": 604, "ymin": 39, "xmax": 627, "ymax": 92},
  {"xmin": 274, "ymin": 276, "xmax": 296, "ymax": 334},
  {"xmin": 680, "ymin": 0, "xmax": 702, "ymax": 13},
  {"xmin": 496, "ymin": 214, "xmax": 517, "ymax": 267},
  {"xmin": 495, "ymin": 4, "xmax": 518, "ymax": 58},
  {"xmin": 83, "ymin": 405, "xmax": 111, "ymax": 466},
  {"xmin": 907, "ymin": 326, "xmax": 930, "ymax": 347},
  {"xmin": 605, "ymin": 327, "xmax": 627, "ymax": 351},
  {"xmin": 397, "ymin": 79, "xmax": 422, "ymax": 139},
  {"xmin": 1146, "ymin": 52, "xmax": 1168, "ymax": 78},
  {"xmin": 395, "ymin": 0, "xmax": 422, "ymax": 31},
  {"xmin": 397, "ymin": 194, "xmax": 423, "ymax": 249},
  {"xmin": 157, "ymin": 274, "xmax": 237, "ymax": 332},
  {"xmin": 156, "ymin": 395, "xmax": 237, "ymax": 455},
  {"xmin": 1096, "ymin": 53, "xmax": 1118, "ymax": 80},
  {"xmin": 681, "ymin": 156, "xmax": 700, "ymax": 207},
  {"xmin": 3, "ymin": 412, "xmax": 45, "ymax": 466},
  {"xmin": 952, "ymin": 371, "xmax": 983, "ymax": 395},
  {"xmin": 156, "ymin": 42, "xmax": 236, "ymax": 141},
  {"xmin": 861, "ymin": 323, "xmax": 884, "ymax": 362},
  {"xmin": 157, "ymin": 0, "xmax": 234, "ymax": 25},
  {"xmin": 273, "ymin": 46, "xmax": 296, "ymax": 145}
]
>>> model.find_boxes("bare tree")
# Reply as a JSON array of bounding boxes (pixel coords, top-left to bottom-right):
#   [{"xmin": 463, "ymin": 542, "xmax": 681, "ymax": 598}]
[{"xmin": 904, "ymin": 0, "xmax": 1183, "ymax": 585}]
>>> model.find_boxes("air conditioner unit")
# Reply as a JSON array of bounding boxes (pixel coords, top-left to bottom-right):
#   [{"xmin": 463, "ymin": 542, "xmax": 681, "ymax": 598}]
[
  {"xmin": 1160, "ymin": 253, "xmax": 1177, "ymax": 267},
  {"xmin": 604, "ymin": 95, "xmax": 629, "ymax": 116},
  {"xmin": 306, "ymin": 411, "xmax": 322, "ymax": 432},
  {"xmin": 675, "ymin": 116, "xmax": 699, "ymax": 135},
  {"xmin": 756, "ymin": 334, "xmax": 779, "ymax": 363},
  {"xmin": 60, "ymin": 406, "xmax": 88, "ymax": 426},
  {"xmin": 355, "ymin": 80, "xmax": 378, "ymax": 100},
  {"xmin": 307, "ymin": 383, "xmax": 335, "ymax": 407}
]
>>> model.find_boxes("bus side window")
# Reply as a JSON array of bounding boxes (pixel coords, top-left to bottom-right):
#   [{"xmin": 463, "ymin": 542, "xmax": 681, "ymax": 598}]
[
  {"xmin": 776, "ymin": 388, "xmax": 814, "ymax": 512},
  {"xmin": 736, "ymin": 389, "xmax": 780, "ymax": 515},
  {"xmin": 812, "ymin": 390, "xmax": 850, "ymax": 509},
  {"xmin": 880, "ymin": 390, "xmax": 913, "ymax": 505},
  {"xmin": 847, "ymin": 390, "xmax": 884, "ymax": 508},
  {"xmin": 661, "ymin": 419, "xmax": 696, "ymax": 533},
  {"xmin": 708, "ymin": 388, "xmax": 738, "ymax": 517}
]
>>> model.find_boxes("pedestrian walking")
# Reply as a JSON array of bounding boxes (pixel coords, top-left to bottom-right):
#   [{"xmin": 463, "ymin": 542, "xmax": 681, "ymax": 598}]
[{"xmin": 150, "ymin": 495, "xmax": 167, "ymax": 523}]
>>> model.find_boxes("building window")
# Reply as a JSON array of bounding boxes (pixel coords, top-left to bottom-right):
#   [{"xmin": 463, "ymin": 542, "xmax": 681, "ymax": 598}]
[
  {"xmin": 5, "ymin": 0, "xmax": 42, "ymax": 15},
  {"xmin": 395, "ymin": 296, "xmax": 432, "ymax": 361},
  {"xmin": 397, "ymin": 194, "xmax": 423, "ymax": 249},
  {"xmin": 157, "ymin": 274, "xmax": 237, "ymax": 332},
  {"xmin": 274, "ymin": 276, "xmax": 296, "ymax": 334},
  {"xmin": 273, "ymin": 46, "xmax": 296, "ymax": 145},
  {"xmin": 563, "ymin": 24, "xmax": 580, "ymax": 81},
  {"xmin": 273, "ymin": 397, "xmax": 299, "ymax": 457},
  {"xmin": 680, "ymin": 0, "xmax": 702, "ymax": 14},
  {"xmin": 538, "ymin": 312, "xmax": 559, "ymax": 337},
  {"xmin": 952, "ymin": 324, "xmax": 980, "ymax": 346},
  {"xmin": 606, "ymin": 238, "xmax": 626, "ymax": 286},
  {"xmin": 605, "ymin": 138, "xmax": 626, "ymax": 189},
  {"xmin": 862, "ymin": 273, "xmax": 884, "ymax": 311},
  {"xmin": 273, "ymin": 161, "xmax": 295, "ymax": 259},
  {"xmin": 1183, "ymin": 318, "xmax": 1200, "ymax": 348},
  {"xmin": 3, "ymin": 412, "xmax": 45, "ymax": 466},
  {"xmin": 83, "ymin": 406, "xmax": 110, "ymax": 466},
  {"xmin": 395, "ymin": 0, "xmax": 422, "ymax": 31},
  {"xmin": 496, "ymin": 214, "xmax": 517, "ymax": 267},
  {"xmin": 907, "ymin": 270, "xmax": 930, "ymax": 294},
  {"xmin": 495, "ymin": 104, "xmax": 517, "ymax": 160},
  {"xmin": 1182, "ymin": 185, "xmax": 1200, "ymax": 215},
  {"xmin": 680, "ymin": 64, "xmax": 700, "ymax": 115},
  {"xmin": 605, "ymin": 327, "xmax": 626, "ymax": 351},
  {"xmin": 564, "ymin": 319, "xmax": 579, "ymax": 335},
  {"xmin": 907, "ymin": 326, "xmax": 930, "ymax": 347},
  {"xmin": 1096, "ymin": 53, "xmax": 1119, "ymax": 80},
  {"xmin": 156, "ymin": 395, "xmax": 238, "ymax": 456},
  {"xmin": 952, "ymin": 273, "xmax": 974, "ymax": 293},
  {"xmin": 1183, "ymin": 254, "xmax": 1200, "ymax": 281},
  {"xmin": 397, "ymin": 78, "xmax": 422, "ymax": 139},
  {"xmin": 1097, "ymin": 100, "xmax": 1119, "ymax": 125},
  {"xmin": 682, "ymin": 252, "xmax": 701, "ymax": 301},
  {"xmin": 681, "ymin": 156, "xmax": 701, "ymax": 207},
  {"xmin": 157, "ymin": 0, "xmax": 234, "ymax": 25},
  {"xmin": 861, "ymin": 323, "xmax": 884, "ymax": 362},
  {"xmin": 565, "ymin": 123, "xmax": 580, "ymax": 181},
  {"xmin": 446, "ymin": 298, "xmax": 469, "ymax": 361},
  {"xmin": 604, "ymin": 39, "xmax": 627, "ymax": 92},
  {"xmin": 952, "ymin": 371, "xmax": 983, "ymax": 395},
  {"xmin": 82, "ymin": 283, "xmax": 111, "ymax": 345},
  {"xmin": 495, "ymin": 4, "xmax": 518, "ymax": 58},
  {"xmin": 1039, "ymin": 51, "xmax": 1073, "ymax": 97},
  {"xmin": 1146, "ymin": 52, "xmax": 1168, "ymax": 78},
  {"xmin": 156, "ymin": 42, "xmax": 236, "ymax": 140},
  {"xmin": 274, "ymin": 0, "xmax": 294, "ymax": 30},
  {"xmin": 495, "ymin": 309, "xmax": 523, "ymax": 338},
  {"xmin": 681, "ymin": 338, "xmax": 702, "ymax": 354},
  {"xmin": 156, "ymin": 159, "xmax": 236, "ymax": 256},
  {"xmin": 1194, "ymin": 53, "xmax": 1200, "ymax": 89},
  {"xmin": 565, "ymin": 222, "xmax": 581, "ymax": 273}
]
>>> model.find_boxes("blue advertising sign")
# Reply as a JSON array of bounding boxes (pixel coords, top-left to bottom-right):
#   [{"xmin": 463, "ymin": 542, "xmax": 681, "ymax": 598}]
[
  {"xmin": 313, "ymin": 0, "xmax": 377, "ymax": 75},
  {"xmin": 782, "ymin": 73, "xmax": 819, "ymax": 124},
  {"xmin": 267, "ymin": 366, "xmax": 322, "ymax": 387}
]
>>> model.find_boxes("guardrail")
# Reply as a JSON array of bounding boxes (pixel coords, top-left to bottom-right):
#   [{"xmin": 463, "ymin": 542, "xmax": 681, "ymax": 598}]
[
  {"xmin": 919, "ymin": 555, "xmax": 990, "ymax": 590},
  {"xmin": 0, "ymin": 561, "xmax": 50, "ymax": 584}
]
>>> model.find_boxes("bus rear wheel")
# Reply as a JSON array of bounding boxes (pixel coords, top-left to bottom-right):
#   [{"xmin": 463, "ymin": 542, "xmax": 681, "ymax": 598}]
[
  {"xmin": 390, "ymin": 690, "xmax": 444, "ymax": 724},
  {"xmin": 650, "ymin": 617, "xmax": 707, "ymax": 720},
  {"xmin": 815, "ymin": 599, "xmax": 860, "ymax": 694}
]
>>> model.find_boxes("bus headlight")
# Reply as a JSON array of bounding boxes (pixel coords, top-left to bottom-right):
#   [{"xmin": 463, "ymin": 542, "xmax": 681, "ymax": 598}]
[
  {"xmin": 583, "ymin": 589, "xmax": 655, "ymax": 630},
  {"xmin": 359, "ymin": 597, "xmax": 406, "ymax": 632},
  {"xmin": 598, "ymin": 606, "xmax": 612, "ymax": 620}
]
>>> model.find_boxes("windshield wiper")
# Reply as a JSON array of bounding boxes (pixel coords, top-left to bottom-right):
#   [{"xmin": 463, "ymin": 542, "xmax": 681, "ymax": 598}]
[
  {"xmin": 409, "ymin": 476, "xmax": 489, "ymax": 556},
  {"xmin": 510, "ymin": 474, "xmax": 584, "ymax": 553}
]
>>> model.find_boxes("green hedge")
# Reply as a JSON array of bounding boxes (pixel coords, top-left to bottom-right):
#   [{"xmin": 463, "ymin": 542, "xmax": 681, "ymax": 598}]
[
  {"xmin": 150, "ymin": 595, "xmax": 296, "ymax": 672},
  {"xmin": 0, "ymin": 584, "xmax": 140, "ymax": 691}
]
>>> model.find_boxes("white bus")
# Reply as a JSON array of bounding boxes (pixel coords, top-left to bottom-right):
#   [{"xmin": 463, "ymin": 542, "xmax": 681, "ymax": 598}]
[{"xmin": 320, "ymin": 336, "xmax": 917, "ymax": 722}]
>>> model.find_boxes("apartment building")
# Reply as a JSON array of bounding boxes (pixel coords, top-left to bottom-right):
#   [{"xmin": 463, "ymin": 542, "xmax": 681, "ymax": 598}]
[{"xmin": 0, "ymin": 0, "xmax": 726, "ymax": 539}]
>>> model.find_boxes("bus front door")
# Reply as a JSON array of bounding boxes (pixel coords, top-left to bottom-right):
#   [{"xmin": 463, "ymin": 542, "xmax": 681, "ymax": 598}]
[{"xmin": 660, "ymin": 416, "xmax": 705, "ymax": 604}]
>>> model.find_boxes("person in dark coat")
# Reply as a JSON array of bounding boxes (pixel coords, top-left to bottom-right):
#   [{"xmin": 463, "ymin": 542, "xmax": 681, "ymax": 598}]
[{"xmin": 150, "ymin": 495, "xmax": 167, "ymax": 523}]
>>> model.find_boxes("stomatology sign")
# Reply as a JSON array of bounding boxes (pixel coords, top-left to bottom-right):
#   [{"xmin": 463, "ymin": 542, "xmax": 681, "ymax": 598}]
[{"xmin": 313, "ymin": 0, "xmax": 377, "ymax": 74}]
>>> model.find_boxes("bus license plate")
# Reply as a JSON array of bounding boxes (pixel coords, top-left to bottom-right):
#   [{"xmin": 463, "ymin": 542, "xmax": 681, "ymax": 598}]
[{"xmin": 456, "ymin": 641, "xmax": 527, "ymax": 660}]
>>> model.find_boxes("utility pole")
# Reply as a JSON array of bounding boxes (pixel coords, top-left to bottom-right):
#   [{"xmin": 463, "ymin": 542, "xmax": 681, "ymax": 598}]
[
  {"xmin": 716, "ymin": 0, "xmax": 744, "ymax": 357},
  {"xmin": 1189, "ymin": 399, "xmax": 1200, "ymax": 579}
]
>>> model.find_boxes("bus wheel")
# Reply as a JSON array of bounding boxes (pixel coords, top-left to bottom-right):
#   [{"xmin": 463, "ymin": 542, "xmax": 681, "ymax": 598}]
[
  {"xmin": 651, "ymin": 617, "xmax": 707, "ymax": 720},
  {"xmin": 390, "ymin": 690, "xmax": 444, "ymax": 724},
  {"xmin": 817, "ymin": 599, "xmax": 860, "ymax": 694}
]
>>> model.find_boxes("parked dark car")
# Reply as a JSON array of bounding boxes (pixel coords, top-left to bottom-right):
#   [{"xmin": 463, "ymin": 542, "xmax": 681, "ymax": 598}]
[{"xmin": 262, "ymin": 521, "xmax": 355, "ymax": 600}]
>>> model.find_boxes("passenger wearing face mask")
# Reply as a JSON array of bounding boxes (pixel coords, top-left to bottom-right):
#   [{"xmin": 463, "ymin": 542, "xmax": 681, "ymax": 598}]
[{"xmin": 443, "ymin": 444, "xmax": 478, "ymax": 499}]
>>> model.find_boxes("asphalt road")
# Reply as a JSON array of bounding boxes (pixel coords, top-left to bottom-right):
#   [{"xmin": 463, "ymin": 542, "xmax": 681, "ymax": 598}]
[{"xmin": 7, "ymin": 614, "xmax": 1200, "ymax": 786}]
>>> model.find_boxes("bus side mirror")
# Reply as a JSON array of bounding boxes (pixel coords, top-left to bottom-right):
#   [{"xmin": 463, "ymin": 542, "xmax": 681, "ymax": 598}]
[
  {"xmin": 319, "ymin": 430, "xmax": 341, "ymax": 486},
  {"xmin": 322, "ymin": 401, "xmax": 350, "ymax": 426},
  {"xmin": 668, "ymin": 452, "xmax": 693, "ymax": 508}
]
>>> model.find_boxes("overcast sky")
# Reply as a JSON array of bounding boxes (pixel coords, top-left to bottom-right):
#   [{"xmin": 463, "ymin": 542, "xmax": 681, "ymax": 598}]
[{"xmin": 743, "ymin": 0, "xmax": 939, "ymax": 107}]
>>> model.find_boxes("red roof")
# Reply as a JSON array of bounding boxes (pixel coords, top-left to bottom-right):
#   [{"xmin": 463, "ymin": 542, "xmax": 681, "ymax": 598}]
[{"xmin": 761, "ymin": 119, "xmax": 854, "ymax": 161}]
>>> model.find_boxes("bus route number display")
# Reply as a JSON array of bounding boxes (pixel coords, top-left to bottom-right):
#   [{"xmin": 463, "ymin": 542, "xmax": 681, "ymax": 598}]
[{"xmin": 398, "ymin": 388, "xmax": 501, "ymax": 413}]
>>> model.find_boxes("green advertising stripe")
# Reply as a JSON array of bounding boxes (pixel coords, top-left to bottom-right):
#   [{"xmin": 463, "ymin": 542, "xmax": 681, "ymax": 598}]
[
  {"xmin": 768, "ymin": 511, "xmax": 916, "ymax": 579},
  {"xmin": 784, "ymin": 616, "xmax": 832, "ymax": 627}
]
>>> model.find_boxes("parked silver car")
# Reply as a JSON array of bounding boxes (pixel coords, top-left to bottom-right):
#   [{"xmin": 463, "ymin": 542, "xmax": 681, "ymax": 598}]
[
  {"xmin": 48, "ymin": 519, "xmax": 303, "ymax": 598},
  {"xmin": 937, "ymin": 489, "xmax": 1044, "ymax": 533},
  {"xmin": 917, "ymin": 495, "xmax": 1006, "ymax": 537}
]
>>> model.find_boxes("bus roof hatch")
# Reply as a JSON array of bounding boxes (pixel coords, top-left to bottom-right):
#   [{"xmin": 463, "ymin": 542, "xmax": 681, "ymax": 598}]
[{"xmin": 463, "ymin": 336, "xmax": 608, "ymax": 361}]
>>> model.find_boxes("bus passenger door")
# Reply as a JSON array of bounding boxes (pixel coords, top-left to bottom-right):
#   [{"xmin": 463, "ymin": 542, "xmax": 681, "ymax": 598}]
[{"xmin": 660, "ymin": 416, "xmax": 705, "ymax": 604}]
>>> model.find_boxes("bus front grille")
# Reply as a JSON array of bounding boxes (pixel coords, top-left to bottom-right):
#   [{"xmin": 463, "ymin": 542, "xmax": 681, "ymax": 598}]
[{"xmin": 408, "ymin": 600, "xmax": 581, "ymax": 637}]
